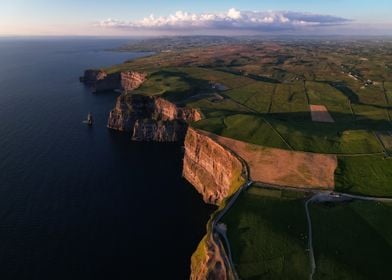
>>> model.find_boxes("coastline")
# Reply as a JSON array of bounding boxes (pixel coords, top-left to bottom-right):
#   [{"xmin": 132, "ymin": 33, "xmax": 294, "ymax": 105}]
[
  {"xmin": 82, "ymin": 39, "xmax": 392, "ymax": 279},
  {"xmin": 80, "ymin": 65, "xmax": 250, "ymax": 279}
]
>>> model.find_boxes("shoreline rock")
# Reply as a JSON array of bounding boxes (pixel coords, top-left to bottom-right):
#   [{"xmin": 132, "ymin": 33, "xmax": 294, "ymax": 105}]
[
  {"xmin": 80, "ymin": 70, "xmax": 147, "ymax": 92},
  {"xmin": 107, "ymin": 94, "xmax": 201, "ymax": 142},
  {"xmin": 184, "ymin": 128, "xmax": 246, "ymax": 280},
  {"xmin": 183, "ymin": 127, "xmax": 244, "ymax": 205},
  {"xmin": 82, "ymin": 68, "xmax": 241, "ymax": 279}
]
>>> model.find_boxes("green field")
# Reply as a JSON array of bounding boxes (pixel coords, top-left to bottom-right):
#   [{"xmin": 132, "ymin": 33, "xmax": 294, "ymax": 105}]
[
  {"xmin": 310, "ymin": 201, "xmax": 392, "ymax": 280},
  {"xmin": 268, "ymin": 118, "xmax": 384, "ymax": 154},
  {"xmin": 132, "ymin": 69, "xmax": 214, "ymax": 102},
  {"xmin": 270, "ymin": 83, "xmax": 308, "ymax": 114},
  {"xmin": 222, "ymin": 187, "xmax": 310, "ymax": 280},
  {"xmin": 335, "ymin": 155, "xmax": 392, "ymax": 197},
  {"xmin": 306, "ymin": 81, "xmax": 353, "ymax": 122},
  {"xmin": 192, "ymin": 114, "xmax": 290, "ymax": 149}
]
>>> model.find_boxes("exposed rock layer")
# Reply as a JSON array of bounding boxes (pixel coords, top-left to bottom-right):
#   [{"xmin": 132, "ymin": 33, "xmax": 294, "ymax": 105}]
[
  {"xmin": 184, "ymin": 128, "xmax": 245, "ymax": 280},
  {"xmin": 183, "ymin": 128, "xmax": 244, "ymax": 205},
  {"xmin": 83, "ymin": 69, "xmax": 243, "ymax": 279},
  {"xmin": 80, "ymin": 70, "xmax": 147, "ymax": 92},
  {"xmin": 190, "ymin": 236, "xmax": 230, "ymax": 280},
  {"xmin": 107, "ymin": 95, "xmax": 201, "ymax": 142}
]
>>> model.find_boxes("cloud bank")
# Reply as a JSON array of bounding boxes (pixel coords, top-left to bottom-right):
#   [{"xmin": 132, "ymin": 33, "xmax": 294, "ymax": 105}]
[{"xmin": 99, "ymin": 8, "xmax": 350, "ymax": 32}]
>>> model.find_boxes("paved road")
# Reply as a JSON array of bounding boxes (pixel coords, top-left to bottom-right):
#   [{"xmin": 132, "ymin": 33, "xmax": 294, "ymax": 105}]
[
  {"xmin": 210, "ymin": 180, "xmax": 253, "ymax": 280},
  {"xmin": 305, "ymin": 197, "xmax": 316, "ymax": 280}
]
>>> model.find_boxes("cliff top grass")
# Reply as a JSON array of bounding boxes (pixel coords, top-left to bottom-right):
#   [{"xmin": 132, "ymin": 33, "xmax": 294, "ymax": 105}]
[
  {"xmin": 310, "ymin": 200, "xmax": 392, "ymax": 280},
  {"xmin": 222, "ymin": 186, "xmax": 310, "ymax": 280},
  {"xmin": 335, "ymin": 155, "xmax": 392, "ymax": 197}
]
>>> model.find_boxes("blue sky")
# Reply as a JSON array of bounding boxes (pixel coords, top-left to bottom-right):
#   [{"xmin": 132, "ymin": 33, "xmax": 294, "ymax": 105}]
[{"xmin": 1, "ymin": 0, "xmax": 391, "ymax": 35}]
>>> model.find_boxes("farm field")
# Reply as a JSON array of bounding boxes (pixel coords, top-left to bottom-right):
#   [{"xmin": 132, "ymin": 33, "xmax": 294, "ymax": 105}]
[
  {"xmin": 222, "ymin": 187, "xmax": 310, "ymax": 280},
  {"xmin": 310, "ymin": 201, "xmax": 392, "ymax": 280},
  {"xmin": 201, "ymin": 131, "xmax": 337, "ymax": 189},
  {"xmin": 335, "ymin": 155, "xmax": 392, "ymax": 197}
]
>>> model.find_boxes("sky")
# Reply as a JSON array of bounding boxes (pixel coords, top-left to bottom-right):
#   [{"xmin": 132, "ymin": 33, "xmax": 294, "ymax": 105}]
[{"xmin": 1, "ymin": 0, "xmax": 392, "ymax": 36}]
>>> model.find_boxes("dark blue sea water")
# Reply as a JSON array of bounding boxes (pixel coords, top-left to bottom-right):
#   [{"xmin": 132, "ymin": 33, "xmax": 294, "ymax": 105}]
[{"xmin": 0, "ymin": 37, "xmax": 214, "ymax": 280}]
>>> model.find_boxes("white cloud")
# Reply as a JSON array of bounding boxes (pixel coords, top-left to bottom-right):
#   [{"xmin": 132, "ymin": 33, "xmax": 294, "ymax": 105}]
[{"xmin": 98, "ymin": 8, "xmax": 350, "ymax": 32}]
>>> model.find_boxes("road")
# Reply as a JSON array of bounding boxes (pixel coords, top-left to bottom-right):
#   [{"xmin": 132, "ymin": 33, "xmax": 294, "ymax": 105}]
[
  {"xmin": 210, "ymin": 180, "xmax": 253, "ymax": 280},
  {"xmin": 305, "ymin": 197, "xmax": 316, "ymax": 280}
]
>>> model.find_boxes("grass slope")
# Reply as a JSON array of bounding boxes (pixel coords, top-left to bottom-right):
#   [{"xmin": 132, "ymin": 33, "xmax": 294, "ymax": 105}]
[
  {"xmin": 311, "ymin": 201, "xmax": 392, "ymax": 280},
  {"xmin": 222, "ymin": 187, "xmax": 310, "ymax": 280},
  {"xmin": 335, "ymin": 155, "xmax": 392, "ymax": 197}
]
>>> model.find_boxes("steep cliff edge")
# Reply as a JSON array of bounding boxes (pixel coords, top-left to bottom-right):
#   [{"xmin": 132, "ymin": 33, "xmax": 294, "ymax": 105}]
[
  {"xmin": 80, "ymin": 70, "xmax": 147, "ymax": 92},
  {"xmin": 83, "ymin": 68, "xmax": 244, "ymax": 279},
  {"xmin": 107, "ymin": 95, "xmax": 201, "ymax": 142},
  {"xmin": 191, "ymin": 235, "xmax": 231, "ymax": 280},
  {"xmin": 183, "ymin": 128, "xmax": 246, "ymax": 280},
  {"xmin": 183, "ymin": 128, "xmax": 244, "ymax": 205}
]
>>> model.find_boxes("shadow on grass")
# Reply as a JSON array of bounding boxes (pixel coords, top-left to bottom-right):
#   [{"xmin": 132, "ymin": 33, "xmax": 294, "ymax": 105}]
[{"xmin": 148, "ymin": 69, "xmax": 215, "ymax": 103}]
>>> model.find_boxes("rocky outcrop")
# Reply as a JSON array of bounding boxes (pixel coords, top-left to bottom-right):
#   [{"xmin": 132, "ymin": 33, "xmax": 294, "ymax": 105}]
[
  {"xmin": 185, "ymin": 128, "xmax": 246, "ymax": 280},
  {"xmin": 120, "ymin": 72, "xmax": 147, "ymax": 92},
  {"xmin": 80, "ymin": 69, "xmax": 107, "ymax": 83},
  {"xmin": 107, "ymin": 95, "xmax": 201, "ymax": 142},
  {"xmin": 106, "ymin": 95, "xmax": 133, "ymax": 131},
  {"xmin": 132, "ymin": 119, "xmax": 185, "ymax": 142},
  {"xmin": 191, "ymin": 236, "xmax": 231, "ymax": 280},
  {"xmin": 95, "ymin": 73, "xmax": 122, "ymax": 92},
  {"xmin": 183, "ymin": 128, "xmax": 244, "ymax": 205},
  {"xmin": 81, "ymin": 70, "xmax": 147, "ymax": 92}
]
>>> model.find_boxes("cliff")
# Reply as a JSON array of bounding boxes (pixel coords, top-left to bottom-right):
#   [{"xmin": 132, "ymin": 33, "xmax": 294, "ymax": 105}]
[
  {"xmin": 190, "ymin": 236, "xmax": 231, "ymax": 280},
  {"xmin": 80, "ymin": 69, "xmax": 107, "ymax": 83},
  {"xmin": 183, "ymin": 128, "xmax": 244, "ymax": 205},
  {"xmin": 80, "ymin": 70, "xmax": 147, "ymax": 92},
  {"xmin": 107, "ymin": 95, "xmax": 201, "ymax": 142},
  {"xmin": 183, "ymin": 128, "xmax": 246, "ymax": 280}
]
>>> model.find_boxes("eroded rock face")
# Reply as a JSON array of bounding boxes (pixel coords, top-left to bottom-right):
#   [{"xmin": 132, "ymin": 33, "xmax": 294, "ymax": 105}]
[
  {"xmin": 132, "ymin": 119, "xmax": 184, "ymax": 142},
  {"xmin": 121, "ymin": 71, "xmax": 147, "ymax": 92},
  {"xmin": 190, "ymin": 236, "xmax": 229, "ymax": 280},
  {"xmin": 80, "ymin": 69, "xmax": 107, "ymax": 83},
  {"xmin": 107, "ymin": 95, "xmax": 133, "ymax": 131},
  {"xmin": 183, "ymin": 128, "xmax": 244, "ymax": 205},
  {"xmin": 81, "ymin": 70, "xmax": 147, "ymax": 92},
  {"xmin": 185, "ymin": 128, "xmax": 246, "ymax": 280},
  {"xmin": 107, "ymin": 95, "xmax": 201, "ymax": 142}
]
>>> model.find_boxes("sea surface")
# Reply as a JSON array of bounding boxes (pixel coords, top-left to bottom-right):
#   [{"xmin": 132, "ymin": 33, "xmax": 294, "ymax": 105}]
[{"xmin": 0, "ymin": 37, "xmax": 214, "ymax": 280}]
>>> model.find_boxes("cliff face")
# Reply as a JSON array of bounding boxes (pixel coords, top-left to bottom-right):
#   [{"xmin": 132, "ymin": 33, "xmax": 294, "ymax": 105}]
[
  {"xmin": 184, "ymin": 128, "xmax": 245, "ymax": 280},
  {"xmin": 81, "ymin": 70, "xmax": 146, "ymax": 92},
  {"xmin": 107, "ymin": 95, "xmax": 201, "ymax": 142},
  {"xmin": 183, "ymin": 128, "xmax": 244, "ymax": 205},
  {"xmin": 107, "ymin": 95, "xmax": 133, "ymax": 131},
  {"xmin": 190, "ymin": 236, "xmax": 229, "ymax": 280},
  {"xmin": 120, "ymin": 72, "xmax": 147, "ymax": 92},
  {"xmin": 80, "ymin": 69, "xmax": 107, "ymax": 83}
]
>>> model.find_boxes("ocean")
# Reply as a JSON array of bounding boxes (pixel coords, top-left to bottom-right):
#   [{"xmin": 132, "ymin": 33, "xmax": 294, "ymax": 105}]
[{"xmin": 0, "ymin": 37, "xmax": 214, "ymax": 279}]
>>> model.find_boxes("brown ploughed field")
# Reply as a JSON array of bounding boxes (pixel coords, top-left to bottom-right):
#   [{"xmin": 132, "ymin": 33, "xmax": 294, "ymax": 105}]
[
  {"xmin": 310, "ymin": 104, "xmax": 335, "ymax": 123},
  {"xmin": 201, "ymin": 131, "xmax": 337, "ymax": 190}
]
